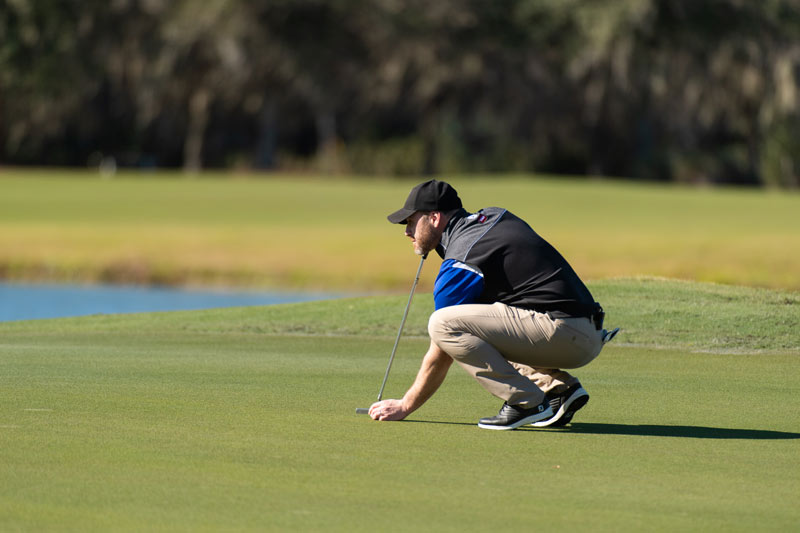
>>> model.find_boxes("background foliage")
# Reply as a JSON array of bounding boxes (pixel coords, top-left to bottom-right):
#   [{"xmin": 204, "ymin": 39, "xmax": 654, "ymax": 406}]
[{"xmin": 2, "ymin": 0, "xmax": 800, "ymax": 186}]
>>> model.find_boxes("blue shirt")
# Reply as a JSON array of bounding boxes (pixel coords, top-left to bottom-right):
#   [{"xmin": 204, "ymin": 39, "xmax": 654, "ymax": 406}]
[{"xmin": 433, "ymin": 259, "xmax": 484, "ymax": 309}]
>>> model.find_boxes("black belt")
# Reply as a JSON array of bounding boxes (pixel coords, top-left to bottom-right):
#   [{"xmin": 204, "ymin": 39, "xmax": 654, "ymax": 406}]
[{"xmin": 530, "ymin": 302, "xmax": 605, "ymax": 330}]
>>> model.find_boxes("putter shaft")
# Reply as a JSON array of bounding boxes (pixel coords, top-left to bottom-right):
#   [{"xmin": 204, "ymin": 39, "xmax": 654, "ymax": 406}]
[
  {"xmin": 376, "ymin": 254, "xmax": 426, "ymax": 402},
  {"xmin": 356, "ymin": 254, "xmax": 426, "ymax": 415}
]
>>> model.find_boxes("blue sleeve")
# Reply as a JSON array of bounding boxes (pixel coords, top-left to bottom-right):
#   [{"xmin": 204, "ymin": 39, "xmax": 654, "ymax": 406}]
[{"xmin": 433, "ymin": 259, "xmax": 485, "ymax": 310}]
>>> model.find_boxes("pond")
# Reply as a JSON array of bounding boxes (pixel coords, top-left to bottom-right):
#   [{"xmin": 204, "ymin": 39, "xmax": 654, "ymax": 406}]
[{"xmin": 0, "ymin": 282, "xmax": 343, "ymax": 322}]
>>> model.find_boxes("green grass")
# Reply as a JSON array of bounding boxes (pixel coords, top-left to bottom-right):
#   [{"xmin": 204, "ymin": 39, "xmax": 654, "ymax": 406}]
[
  {"xmin": 1, "ymin": 279, "xmax": 798, "ymax": 531},
  {"xmin": 1, "ymin": 170, "xmax": 799, "ymax": 529},
  {"xmin": 1, "ymin": 170, "xmax": 799, "ymax": 290}
]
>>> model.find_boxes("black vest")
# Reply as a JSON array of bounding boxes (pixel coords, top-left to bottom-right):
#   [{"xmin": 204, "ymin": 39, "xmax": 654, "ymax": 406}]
[{"xmin": 436, "ymin": 208, "xmax": 597, "ymax": 318}]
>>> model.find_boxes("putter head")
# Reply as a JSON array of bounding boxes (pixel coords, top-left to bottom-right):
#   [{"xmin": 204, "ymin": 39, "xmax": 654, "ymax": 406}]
[{"xmin": 355, "ymin": 408, "xmax": 369, "ymax": 415}]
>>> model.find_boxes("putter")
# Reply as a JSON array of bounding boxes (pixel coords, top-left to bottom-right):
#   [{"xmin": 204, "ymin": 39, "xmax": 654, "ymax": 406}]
[{"xmin": 356, "ymin": 253, "xmax": 427, "ymax": 415}]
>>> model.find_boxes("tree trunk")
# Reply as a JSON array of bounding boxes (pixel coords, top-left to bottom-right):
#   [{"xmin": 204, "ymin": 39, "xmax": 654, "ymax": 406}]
[
  {"xmin": 254, "ymin": 100, "xmax": 277, "ymax": 169},
  {"xmin": 183, "ymin": 88, "xmax": 210, "ymax": 173},
  {"xmin": 420, "ymin": 111, "xmax": 439, "ymax": 176},
  {"xmin": 315, "ymin": 109, "xmax": 344, "ymax": 174}
]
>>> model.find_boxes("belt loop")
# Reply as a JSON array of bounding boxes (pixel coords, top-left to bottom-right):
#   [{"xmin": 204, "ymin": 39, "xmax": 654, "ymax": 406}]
[{"xmin": 591, "ymin": 304, "xmax": 605, "ymax": 330}]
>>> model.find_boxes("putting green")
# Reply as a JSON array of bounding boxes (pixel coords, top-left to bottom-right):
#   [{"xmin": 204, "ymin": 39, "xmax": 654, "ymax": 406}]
[{"xmin": 1, "ymin": 280, "xmax": 798, "ymax": 530}]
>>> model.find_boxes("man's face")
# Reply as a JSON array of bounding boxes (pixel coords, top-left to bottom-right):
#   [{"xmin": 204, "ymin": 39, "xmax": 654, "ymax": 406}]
[{"xmin": 404, "ymin": 212, "xmax": 440, "ymax": 256}]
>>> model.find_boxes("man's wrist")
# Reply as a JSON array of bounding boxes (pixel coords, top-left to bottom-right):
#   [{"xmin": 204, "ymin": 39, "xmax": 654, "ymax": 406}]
[{"xmin": 400, "ymin": 396, "xmax": 415, "ymax": 414}]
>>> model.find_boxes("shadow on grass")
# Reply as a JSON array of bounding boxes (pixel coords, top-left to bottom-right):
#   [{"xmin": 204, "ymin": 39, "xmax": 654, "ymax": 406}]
[
  {"xmin": 403, "ymin": 419, "xmax": 475, "ymax": 427},
  {"xmin": 405, "ymin": 420, "xmax": 800, "ymax": 439},
  {"xmin": 550, "ymin": 423, "xmax": 800, "ymax": 440}
]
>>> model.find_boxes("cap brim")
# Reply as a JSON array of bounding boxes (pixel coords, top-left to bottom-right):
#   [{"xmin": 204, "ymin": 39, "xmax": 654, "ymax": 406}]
[{"xmin": 387, "ymin": 208, "xmax": 416, "ymax": 224}]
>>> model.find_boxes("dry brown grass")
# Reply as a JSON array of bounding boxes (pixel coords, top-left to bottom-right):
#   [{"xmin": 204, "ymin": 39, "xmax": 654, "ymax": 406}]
[{"xmin": 1, "ymin": 171, "xmax": 798, "ymax": 291}]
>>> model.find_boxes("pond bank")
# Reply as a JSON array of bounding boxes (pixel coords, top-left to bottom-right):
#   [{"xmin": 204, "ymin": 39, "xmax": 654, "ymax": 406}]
[{"xmin": 0, "ymin": 282, "xmax": 344, "ymax": 322}]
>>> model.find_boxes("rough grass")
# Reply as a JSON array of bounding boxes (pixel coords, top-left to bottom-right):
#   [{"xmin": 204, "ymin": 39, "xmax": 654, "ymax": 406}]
[
  {"xmin": 29, "ymin": 277, "xmax": 791, "ymax": 355},
  {"xmin": 1, "ymin": 170, "xmax": 799, "ymax": 290},
  {"xmin": 1, "ymin": 279, "xmax": 798, "ymax": 531}
]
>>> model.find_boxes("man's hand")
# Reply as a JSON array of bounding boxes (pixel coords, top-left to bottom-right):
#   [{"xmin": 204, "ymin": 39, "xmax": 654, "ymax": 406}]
[
  {"xmin": 368, "ymin": 399, "xmax": 409, "ymax": 421},
  {"xmin": 367, "ymin": 341, "xmax": 454, "ymax": 422}
]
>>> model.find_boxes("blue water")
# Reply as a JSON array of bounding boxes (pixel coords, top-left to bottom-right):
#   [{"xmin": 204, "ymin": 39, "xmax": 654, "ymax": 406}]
[{"xmin": 0, "ymin": 282, "xmax": 341, "ymax": 322}]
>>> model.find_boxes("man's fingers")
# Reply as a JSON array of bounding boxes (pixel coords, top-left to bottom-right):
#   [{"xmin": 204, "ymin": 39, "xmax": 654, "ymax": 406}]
[
  {"xmin": 368, "ymin": 400, "xmax": 395, "ymax": 420},
  {"xmin": 368, "ymin": 401, "xmax": 383, "ymax": 420}
]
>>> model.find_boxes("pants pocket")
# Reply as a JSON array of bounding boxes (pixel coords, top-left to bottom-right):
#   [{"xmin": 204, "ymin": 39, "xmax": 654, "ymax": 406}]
[{"xmin": 553, "ymin": 320, "xmax": 600, "ymax": 368}]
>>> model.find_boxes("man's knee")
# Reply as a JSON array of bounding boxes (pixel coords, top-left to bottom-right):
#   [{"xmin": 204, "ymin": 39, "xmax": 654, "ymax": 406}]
[
  {"xmin": 428, "ymin": 308, "xmax": 449, "ymax": 345},
  {"xmin": 429, "ymin": 306, "xmax": 468, "ymax": 347}
]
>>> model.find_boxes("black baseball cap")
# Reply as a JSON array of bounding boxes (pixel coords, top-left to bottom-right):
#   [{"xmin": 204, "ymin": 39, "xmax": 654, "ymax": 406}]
[{"xmin": 387, "ymin": 180, "xmax": 462, "ymax": 224}]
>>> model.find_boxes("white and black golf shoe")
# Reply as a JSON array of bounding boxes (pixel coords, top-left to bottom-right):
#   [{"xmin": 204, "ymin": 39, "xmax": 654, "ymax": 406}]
[
  {"xmin": 531, "ymin": 383, "xmax": 589, "ymax": 427},
  {"xmin": 477, "ymin": 399, "xmax": 553, "ymax": 430}
]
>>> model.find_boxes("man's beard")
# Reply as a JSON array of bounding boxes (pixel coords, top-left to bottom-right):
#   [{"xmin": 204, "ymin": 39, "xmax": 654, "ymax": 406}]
[{"xmin": 414, "ymin": 217, "xmax": 438, "ymax": 256}]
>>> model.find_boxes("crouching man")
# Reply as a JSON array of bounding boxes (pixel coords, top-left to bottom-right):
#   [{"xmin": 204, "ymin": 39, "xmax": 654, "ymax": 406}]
[{"xmin": 369, "ymin": 180, "xmax": 617, "ymax": 430}]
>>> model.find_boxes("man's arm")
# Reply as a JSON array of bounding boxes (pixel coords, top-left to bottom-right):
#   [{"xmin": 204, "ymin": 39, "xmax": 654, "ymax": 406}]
[{"xmin": 368, "ymin": 340, "xmax": 453, "ymax": 421}]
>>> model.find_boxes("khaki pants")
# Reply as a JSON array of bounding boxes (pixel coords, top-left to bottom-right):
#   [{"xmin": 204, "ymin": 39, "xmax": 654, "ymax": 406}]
[{"xmin": 428, "ymin": 302, "xmax": 604, "ymax": 408}]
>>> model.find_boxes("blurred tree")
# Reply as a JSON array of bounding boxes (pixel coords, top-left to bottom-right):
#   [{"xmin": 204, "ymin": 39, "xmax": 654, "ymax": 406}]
[
  {"xmin": 1, "ymin": 0, "xmax": 799, "ymax": 186},
  {"xmin": 252, "ymin": 0, "xmax": 372, "ymax": 173},
  {"xmin": 0, "ymin": 0, "xmax": 98, "ymax": 163}
]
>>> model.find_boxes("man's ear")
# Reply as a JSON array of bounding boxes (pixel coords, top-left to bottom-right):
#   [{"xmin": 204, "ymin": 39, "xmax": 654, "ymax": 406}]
[{"xmin": 429, "ymin": 211, "xmax": 445, "ymax": 229}]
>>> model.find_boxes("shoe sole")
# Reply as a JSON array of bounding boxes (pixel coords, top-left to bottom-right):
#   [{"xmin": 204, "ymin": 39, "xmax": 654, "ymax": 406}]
[
  {"xmin": 531, "ymin": 387, "xmax": 589, "ymax": 427},
  {"xmin": 477, "ymin": 406, "xmax": 554, "ymax": 430},
  {"xmin": 548, "ymin": 394, "xmax": 588, "ymax": 427}
]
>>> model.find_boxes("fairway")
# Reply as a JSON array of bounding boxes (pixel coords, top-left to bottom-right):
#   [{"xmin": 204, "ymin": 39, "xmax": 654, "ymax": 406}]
[
  {"xmin": 1, "ymin": 280, "xmax": 798, "ymax": 531},
  {"xmin": 1, "ymin": 171, "xmax": 799, "ymax": 291}
]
